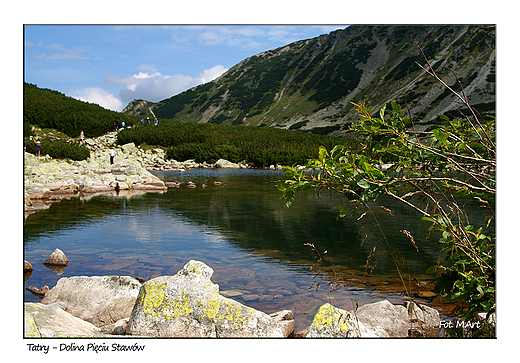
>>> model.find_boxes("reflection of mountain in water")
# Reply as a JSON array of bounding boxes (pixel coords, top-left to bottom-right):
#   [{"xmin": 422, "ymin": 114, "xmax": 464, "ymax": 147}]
[
  {"xmin": 24, "ymin": 169, "xmax": 492, "ymax": 285},
  {"xmin": 153, "ymin": 169, "xmax": 444, "ymax": 279}
]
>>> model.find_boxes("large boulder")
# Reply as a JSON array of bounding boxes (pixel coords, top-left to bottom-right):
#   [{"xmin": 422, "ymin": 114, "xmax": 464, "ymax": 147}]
[
  {"xmin": 214, "ymin": 158, "xmax": 240, "ymax": 169},
  {"xmin": 307, "ymin": 303, "xmax": 388, "ymax": 338},
  {"xmin": 121, "ymin": 142, "xmax": 138, "ymax": 154},
  {"xmin": 405, "ymin": 301, "xmax": 440, "ymax": 329},
  {"xmin": 41, "ymin": 276, "xmax": 142, "ymax": 327},
  {"xmin": 125, "ymin": 260, "xmax": 292, "ymax": 337},
  {"xmin": 355, "ymin": 300, "xmax": 410, "ymax": 337},
  {"xmin": 25, "ymin": 302, "xmax": 107, "ymax": 338}
]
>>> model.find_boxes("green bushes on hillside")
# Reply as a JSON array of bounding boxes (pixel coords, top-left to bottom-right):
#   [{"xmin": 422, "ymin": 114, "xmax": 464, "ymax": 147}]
[
  {"xmin": 117, "ymin": 120, "xmax": 358, "ymax": 167},
  {"xmin": 24, "ymin": 83, "xmax": 139, "ymax": 138},
  {"xmin": 24, "ymin": 137, "xmax": 90, "ymax": 161}
]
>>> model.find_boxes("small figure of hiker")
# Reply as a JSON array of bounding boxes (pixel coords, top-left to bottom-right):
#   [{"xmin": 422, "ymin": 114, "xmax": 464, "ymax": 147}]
[
  {"xmin": 35, "ymin": 140, "xmax": 41, "ymax": 157},
  {"xmin": 109, "ymin": 147, "xmax": 116, "ymax": 165},
  {"xmin": 79, "ymin": 130, "xmax": 84, "ymax": 144},
  {"xmin": 114, "ymin": 120, "xmax": 119, "ymax": 132}
]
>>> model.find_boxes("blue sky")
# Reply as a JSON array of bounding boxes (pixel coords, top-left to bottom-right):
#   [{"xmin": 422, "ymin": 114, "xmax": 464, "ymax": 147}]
[{"xmin": 24, "ymin": 25, "xmax": 348, "ymax": 112}]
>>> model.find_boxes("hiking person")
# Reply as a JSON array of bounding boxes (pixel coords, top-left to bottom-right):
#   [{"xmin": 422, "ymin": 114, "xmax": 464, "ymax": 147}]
[{"xmin": 109, "ymin": 147, "xmax": 116, "ymax": 165}]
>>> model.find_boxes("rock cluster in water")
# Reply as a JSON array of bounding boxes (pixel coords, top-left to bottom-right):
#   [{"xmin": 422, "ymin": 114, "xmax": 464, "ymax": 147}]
[
  {"xmin": 25, "ymin": 260, "xmax": 444, "ymax": 338},
  {"xmin": 23, "ymin": 131, "xmax": 254, "ymax": 217}
]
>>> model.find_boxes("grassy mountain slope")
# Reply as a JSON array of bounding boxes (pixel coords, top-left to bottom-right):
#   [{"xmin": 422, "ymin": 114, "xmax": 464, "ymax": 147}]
[{"xmin": 123, "ymin": 25, "xmax": 495, "ymax": 135}]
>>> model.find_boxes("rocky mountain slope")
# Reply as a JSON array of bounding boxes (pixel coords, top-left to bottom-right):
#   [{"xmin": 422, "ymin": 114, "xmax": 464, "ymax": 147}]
[{"xmin": 123, "ymin": 25, "xmax": 495, "ymax": 136}]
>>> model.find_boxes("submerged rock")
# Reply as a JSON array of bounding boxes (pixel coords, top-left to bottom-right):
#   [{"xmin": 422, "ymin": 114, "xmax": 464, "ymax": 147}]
[
  {"xmin": 26, "ymin": 285, "xmax": 49, "ymax": 298},
  {"xmin": 125, "ymin": 260, "xmax": 293, "ymax": 337}
]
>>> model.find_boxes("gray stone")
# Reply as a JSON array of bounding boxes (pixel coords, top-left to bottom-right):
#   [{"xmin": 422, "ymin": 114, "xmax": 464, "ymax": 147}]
[
  {"xmin": 25, "ymin": 187, "xmax": 51, "ymax": 200},
  {"xmin": 41, "ymin": 275, "xmax": 142, "ymax": 327},
  {"xmin": 269, "ymin": 310, "xmax": 295, "ymax": 337},
  {"xmin": 43, "ymin": 248, "xmax": 69, "ymax": 266},
  {"xmin": 99, "ymin": 318, "xmax": 129, "ymax": 335},
  {"xmin": 26, "ymin": 285, "xmax": 49, "ymax": 298},
  {"xmin": 25, "ymin": 302, "xmax": 107, "ymax": 338},
  {"xmin": 406, "ymin": 301, "xmax": 440, "ymax": 329},
  {"xmin": 355, "ymin": 299, "xmax": 409, "ymax": 337},
  {"xmin": 125, "ymin": 260, "xmax": 289, "ymax": 337},
  {"xmin": 122, "ymin": 142, "xmax": 137, "ymax": 154},
  {"xmin": 24, "ymin": 260, "xmax": 33, "ymax": 272},
  {"xmin": 215, "ymin": 158, "xmax": 240, "ymax": 168}
]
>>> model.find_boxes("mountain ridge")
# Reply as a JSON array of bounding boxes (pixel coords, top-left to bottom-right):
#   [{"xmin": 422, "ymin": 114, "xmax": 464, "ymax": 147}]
[{"xmin": 122, "ymin": 25, "xmax": 495, "ymax": 136}]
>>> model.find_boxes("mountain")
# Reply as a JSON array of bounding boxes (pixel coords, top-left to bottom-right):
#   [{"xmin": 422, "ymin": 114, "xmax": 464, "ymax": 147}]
[{"xmin": 122, "ymin": 25, "xmax": 495, "ymax": 136}]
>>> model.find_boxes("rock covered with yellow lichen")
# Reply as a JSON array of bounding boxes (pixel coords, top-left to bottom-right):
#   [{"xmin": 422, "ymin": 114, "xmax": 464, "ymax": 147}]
[
  {"xmin": 306, "ymin": 303, "xmax": 389, "ymax": 338},
  {"xmin": 125, "ymin": 260, "xmax": 292, "ymax": 337}
]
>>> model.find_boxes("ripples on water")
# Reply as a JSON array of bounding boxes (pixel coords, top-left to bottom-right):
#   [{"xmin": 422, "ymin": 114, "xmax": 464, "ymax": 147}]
[{"xmin": 24, "ymin": 169, "xmax": 488, "ymax": 330}]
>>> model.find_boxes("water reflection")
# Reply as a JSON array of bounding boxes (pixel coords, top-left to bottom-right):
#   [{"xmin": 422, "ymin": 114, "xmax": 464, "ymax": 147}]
[{"xmin": 24, "ymin": 169, "xmax": 483, "ymax": 330}]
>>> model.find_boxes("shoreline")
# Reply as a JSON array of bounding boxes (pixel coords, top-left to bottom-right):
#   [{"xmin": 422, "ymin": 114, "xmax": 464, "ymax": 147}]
[
  {"xmin": 24, "ymin": 130, "xmax": 277, "ymax": 217},
  {"xmin": 22, "ymin": 133, "xmax": 471, "ymax": 336}
]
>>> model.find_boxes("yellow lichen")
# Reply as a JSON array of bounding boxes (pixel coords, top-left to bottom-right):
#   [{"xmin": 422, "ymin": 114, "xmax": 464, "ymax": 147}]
[
  {"xmin": 170, "ymin": 292, "xmax": 193, "ymax": 319},
  {"xmin": 201, "ymin": 295, "xmax": 221, "ymax": 320},
  {"xmin": 218, "ymin": 302, "xmax": 249, "ymax": 327},
  {"xmin": 138, "ymin": 281, "xmax": 169, "ymax": 317},
  {"xmin": 24, "ymin": 312, "xmax": 41, "ymax": 338},
  {"xmin": 313, "ymin": 304, "xmax": 352, "ymax": 332}
]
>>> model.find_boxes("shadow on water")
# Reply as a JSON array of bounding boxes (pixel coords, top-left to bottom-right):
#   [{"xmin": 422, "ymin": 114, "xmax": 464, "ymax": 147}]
[{"xmin": 24, "ymin": 169, "xmax": 488, "ymax": 330}]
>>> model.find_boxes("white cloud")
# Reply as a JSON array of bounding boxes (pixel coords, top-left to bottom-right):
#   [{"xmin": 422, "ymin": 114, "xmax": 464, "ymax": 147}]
[
  {"xmin": 198, "ymin": 65, "xmax": 227, "ymax": 83},
  {"xmin": 69, "ymin": 87, "xmax": 123, "ymax": 111},
  {"xmin": 70, "ymin": 64, "xmax": 229, "ymax": 112},
  {"xmin": 102, "ymin": 64, "xmax": 228, "ymax": 110}
]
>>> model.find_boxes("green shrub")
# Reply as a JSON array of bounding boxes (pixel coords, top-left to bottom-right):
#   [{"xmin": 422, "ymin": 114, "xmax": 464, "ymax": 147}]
[
  {"xmin": 24, "ymin": 83, "xmax": 139, "ymax": 138},
  {"xmin": 25, "ymin": 137, "xmax": 90, "ymax": 161},
  {"xmin": 119, "ymin": 119, "xmax": 358, "ymax": 167}
]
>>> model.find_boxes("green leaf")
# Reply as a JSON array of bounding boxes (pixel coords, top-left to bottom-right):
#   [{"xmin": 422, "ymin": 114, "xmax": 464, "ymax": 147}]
[
  {"xmin": 477, "ymin": 285, "xmax": 484, "ymax": 297},
  {"xmin": 426, "ymin": 265, "xmax": 438, "ymax": 274},
  {"xmin": 437, "ymin": 114, "xmax": 449, "ymax": 122},
  {"xmin": 283, "ymin": 189, "xmax": 295, "ymax": 208},
  {"xmin": 356, "ymin": 178, "xmax": 370, "ymax": 189},
  {"xmin": 454, "ymin": 280, "xmax": 464, "ymax": 290},
  {"xmin": 432, "ymin": 128, "xmax": 448, "ymax": 146},
  {"xmin": 318, "ymin": 146, "xmax": 328, "ymax": 163},
  {"xmin": 379, "ymin": 104, "xmax": 387, "ymax": 121},
  {"xmin": 482, "ymin": 300, "xmax": 494, "ymax": 311}
]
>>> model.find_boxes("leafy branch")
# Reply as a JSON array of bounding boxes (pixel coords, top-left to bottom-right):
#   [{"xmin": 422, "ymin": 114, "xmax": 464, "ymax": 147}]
[{"xmin": 276, "ymin": 49, "xmax": 495, "ymax": 322}]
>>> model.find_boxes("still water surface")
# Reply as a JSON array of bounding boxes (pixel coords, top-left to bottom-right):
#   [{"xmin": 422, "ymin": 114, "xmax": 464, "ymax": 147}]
[{"xmin": 24, "ymin": 169, "xmax": 466, "ymax": 330}]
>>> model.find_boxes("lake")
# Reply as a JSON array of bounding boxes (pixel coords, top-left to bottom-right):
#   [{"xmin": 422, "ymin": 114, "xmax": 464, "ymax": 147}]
[{"xmin": 24, "ymin": 168, "xmax": 477, "ymax": 331}]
